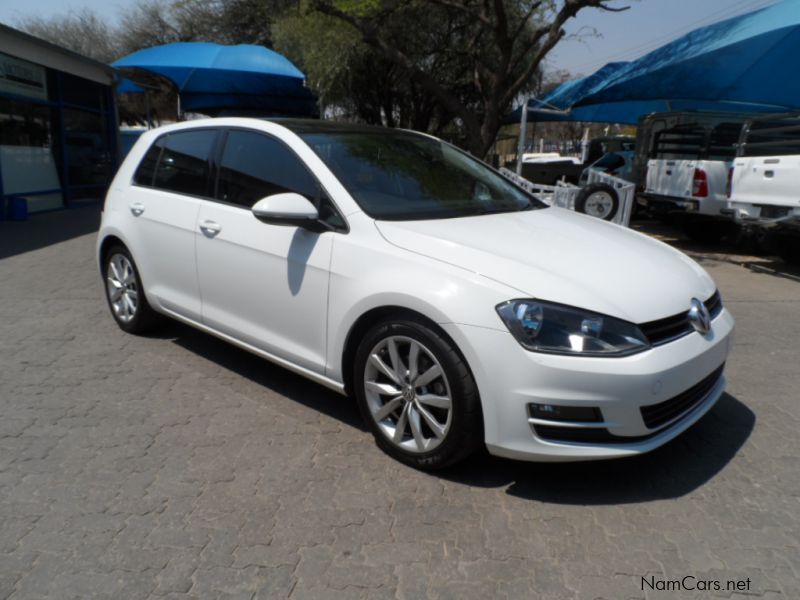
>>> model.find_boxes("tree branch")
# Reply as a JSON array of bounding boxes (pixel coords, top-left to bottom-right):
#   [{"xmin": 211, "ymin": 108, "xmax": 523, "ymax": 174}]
[
  {"xmin": 310, "ymin": 0, "xmax": 481, "ymax": 135},
  {"xmin": 427, "ymin": 0, "xmax": 491, "ymax": 24},
  {"xmin": 502, "ymin": 0, "xmax": 627, "ymax": 106}
]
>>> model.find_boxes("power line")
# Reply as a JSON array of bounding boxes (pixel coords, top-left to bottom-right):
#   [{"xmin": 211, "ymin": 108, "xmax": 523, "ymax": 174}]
[{"xmin": 565, "ymin": 0, "xmax": 781, "ymax": 75}]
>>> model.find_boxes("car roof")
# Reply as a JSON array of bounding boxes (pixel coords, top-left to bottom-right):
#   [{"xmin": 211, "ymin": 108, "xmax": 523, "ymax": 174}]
[
  {"xmin": 264, "ymin": 118, "xmax": 399, "ymax": 136},
  {"xmin": 149, "ymin": 117, "xmax": 415, "ymax": 136}
]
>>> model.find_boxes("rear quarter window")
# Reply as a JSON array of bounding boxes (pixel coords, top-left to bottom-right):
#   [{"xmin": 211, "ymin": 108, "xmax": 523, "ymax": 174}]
[
  {"xmin": 132, "ymin": 137, "xmax": 165, "ymax": 186},
  {"xmin": 153, "ymin": 130, "xmax": 218, "ymax": 197}
]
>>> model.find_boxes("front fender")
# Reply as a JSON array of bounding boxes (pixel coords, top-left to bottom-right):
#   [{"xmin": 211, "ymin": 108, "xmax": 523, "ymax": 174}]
[{"xmin": 325, "ymin": 228, "xmax": 516, "ymax": 383}]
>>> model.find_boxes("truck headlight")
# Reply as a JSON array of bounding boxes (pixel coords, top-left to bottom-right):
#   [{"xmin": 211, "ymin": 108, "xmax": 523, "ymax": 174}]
[{"xmin": 496, "ymin": 299, "xmax": 650, "ymax": 356}]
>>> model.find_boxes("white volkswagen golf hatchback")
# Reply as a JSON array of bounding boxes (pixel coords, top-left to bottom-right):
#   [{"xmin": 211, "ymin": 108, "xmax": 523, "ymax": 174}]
[{"xmin": 98, "ymin": 118, "xmax": 734, "ymax": 469}]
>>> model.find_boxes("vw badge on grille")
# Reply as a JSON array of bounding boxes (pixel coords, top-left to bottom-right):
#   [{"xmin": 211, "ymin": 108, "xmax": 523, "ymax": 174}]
[{"xmin": 688, "ymin": 298, "xmax": 711, "ymax": 335}]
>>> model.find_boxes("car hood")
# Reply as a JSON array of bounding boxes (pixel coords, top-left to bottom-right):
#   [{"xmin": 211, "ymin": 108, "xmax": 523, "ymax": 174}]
[{"xmin": 374, "ymin": 208, "xmax": 716, "ymax": 324}]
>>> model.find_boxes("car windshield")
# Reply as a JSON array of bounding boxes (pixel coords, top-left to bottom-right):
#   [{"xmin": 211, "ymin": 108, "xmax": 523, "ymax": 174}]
[{"xmin": 299, "ymin": 130, "xmax": 545, "ymax": 220}]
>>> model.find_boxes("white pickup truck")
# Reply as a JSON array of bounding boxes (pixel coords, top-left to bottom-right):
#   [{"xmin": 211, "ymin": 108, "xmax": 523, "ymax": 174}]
[
  {"xmin": 638, "ymin": 122, "xmax": 742, "ymax": 242},
  {"xmin": 729, "ymin": 114, "xmax": 800, "ymax": 264}
]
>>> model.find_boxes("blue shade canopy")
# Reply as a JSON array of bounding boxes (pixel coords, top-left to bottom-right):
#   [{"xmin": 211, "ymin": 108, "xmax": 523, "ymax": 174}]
[
  {"xmin": 113, "ymin": 42, "xmax": 315, "ymax": 116},
  {"xmin": 575, "ymin": 0, "xmax": 800, "ymax": 112},
  {"xmin": 116, "ymin": 78, "xmax": 145, "ymax": 94},
  {"xmin": 530, "ymin": 62, "xmax": 629, "ymax": 112},
  {"xmin": 507, "ymin": 63, "xmax": 665, "ymax": 124},
  {"xmin": 510, "ymin": 0, "xmax": 800, "ymax": 124}
]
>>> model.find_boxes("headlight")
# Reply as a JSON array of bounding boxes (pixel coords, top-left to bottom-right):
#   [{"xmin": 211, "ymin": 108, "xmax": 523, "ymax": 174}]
[{"xmin": 496, "ymin": 299, "xmax": 650, "ymax": 356}]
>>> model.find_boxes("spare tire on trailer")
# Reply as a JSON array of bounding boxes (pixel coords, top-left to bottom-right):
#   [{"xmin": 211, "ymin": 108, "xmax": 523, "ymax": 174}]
[{"xmin": 575, "ymin": 183, "xmax": 620, "ymax": 221}]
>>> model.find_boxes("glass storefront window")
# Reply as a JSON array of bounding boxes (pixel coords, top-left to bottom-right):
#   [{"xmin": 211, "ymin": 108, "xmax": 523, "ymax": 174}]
[
  {"xmin": 0, "ymin": 57, "xmax": 116, "ymax": 214},
  {"xmin": 61, "ymin": 72, "xmax": 106, "ymax": 111},
  {"xmin": 0, "ymin": 96, "xmax": 63, "ymax": 212},
  {"xmin": 63, "ymin": 108, "xmax": 113, "ymax": 188}
]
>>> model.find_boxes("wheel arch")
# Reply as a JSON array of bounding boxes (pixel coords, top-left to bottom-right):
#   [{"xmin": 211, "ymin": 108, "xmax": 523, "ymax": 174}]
[
  {"xmin": 98, "ymin": 234, "xmax": 127, "ymax": 265},
  {"xmin": 340, "ymin": 305, "xmax": 475, "ymax": 399}
]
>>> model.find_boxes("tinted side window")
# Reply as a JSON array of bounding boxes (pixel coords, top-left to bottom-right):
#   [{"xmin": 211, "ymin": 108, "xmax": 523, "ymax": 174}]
[
  {"xmin": 133, "ymin": 137, "xmax": 165, "ymax": 186},
  {"xmin": 218, "ymin": 130, "xmax": 346, "ymax": 229},
  {"xmin": 218, "ymin": 131, "xmax": 319, "ymax": 207},
  {"xmin": 153, "ymin": 130, "xmax": 217, "ymax": 197}
]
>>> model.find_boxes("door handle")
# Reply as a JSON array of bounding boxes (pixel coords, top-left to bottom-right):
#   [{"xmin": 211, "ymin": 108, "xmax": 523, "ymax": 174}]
[
  {"xmin": 129, "ymin": 202, "xmax": 145, "ymax": 216},
  {"xmin": 199, "ymin": 220, "xmax": 222, "ymax": 236}
]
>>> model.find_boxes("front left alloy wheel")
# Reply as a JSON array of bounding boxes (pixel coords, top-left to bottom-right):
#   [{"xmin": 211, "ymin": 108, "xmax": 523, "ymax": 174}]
[{"xmin": 354, "ymin": 317, "xmax": 482, "ymax": 469}]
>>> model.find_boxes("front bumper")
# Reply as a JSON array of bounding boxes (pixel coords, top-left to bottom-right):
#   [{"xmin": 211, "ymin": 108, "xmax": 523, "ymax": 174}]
[{"xmin": 442, "ymin": 308, "xmax": 734, "ymax": 462}]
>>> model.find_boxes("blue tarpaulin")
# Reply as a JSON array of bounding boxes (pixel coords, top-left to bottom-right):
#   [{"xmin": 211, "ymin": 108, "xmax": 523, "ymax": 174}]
[
  {"xmin": 510, "ymin": 0, "xmax": 800, "ymax": 124},
  {"xmin": 113, "ymin": 42, "xmax": 316, "ymax": 116},
  {"xmin": 529, "ymin": 62, "xmax": 628, "ymax": 112}
]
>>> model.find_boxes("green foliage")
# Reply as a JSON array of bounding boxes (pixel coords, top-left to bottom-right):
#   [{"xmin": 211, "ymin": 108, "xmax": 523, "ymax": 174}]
[
  {"xmin": 17, "ymin": 0, "xmax": 623, "ymax": 154},
  {"xmin": 273, "ymin": 11, "xmax": 361, "ymax": 101}
]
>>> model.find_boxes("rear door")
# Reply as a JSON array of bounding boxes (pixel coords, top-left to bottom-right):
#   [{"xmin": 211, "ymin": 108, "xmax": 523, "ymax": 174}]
[
  {"xmin": 195, "ymin": 128, "xmax": 343, "ymax": 374},
  {"xmin": 125, "ymin": 129, "xmax": 219, "ymax": 321}
]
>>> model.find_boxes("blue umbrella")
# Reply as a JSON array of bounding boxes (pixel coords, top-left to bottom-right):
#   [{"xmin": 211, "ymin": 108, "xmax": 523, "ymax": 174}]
[
  {"xmin": 574, "ymin": 0, "xmax": 800, "ymax": 114},
  {"xmin": 113, "ymin": 42, "xmax": 316, "ymax": 116}
]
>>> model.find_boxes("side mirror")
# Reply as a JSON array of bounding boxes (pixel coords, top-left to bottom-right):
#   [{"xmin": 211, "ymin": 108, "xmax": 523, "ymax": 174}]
[{"xmin": 251, "ymin": 193, "xmax": 320, "ymax": 228}]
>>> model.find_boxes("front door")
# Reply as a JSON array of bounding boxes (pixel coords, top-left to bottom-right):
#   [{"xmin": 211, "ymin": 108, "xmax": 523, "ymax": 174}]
[{"xmin": 196, "ymin": 129, "xmax": 341, "ymax": 374}]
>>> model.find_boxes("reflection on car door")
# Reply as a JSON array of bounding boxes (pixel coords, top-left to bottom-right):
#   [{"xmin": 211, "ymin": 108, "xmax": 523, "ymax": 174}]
[
  {"xmin": 126, "ymin": 129, "xmax": 219, "ymax": 321},
  {"xmin": 195, "ymin": 129, "xmax": 335, "ymax": 374}
]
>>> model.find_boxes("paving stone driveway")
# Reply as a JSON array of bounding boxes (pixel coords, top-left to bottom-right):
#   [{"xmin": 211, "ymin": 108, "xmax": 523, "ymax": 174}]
[{"xmin": 1, "ymin": 208, "xmax": 798, "ymax": 599}]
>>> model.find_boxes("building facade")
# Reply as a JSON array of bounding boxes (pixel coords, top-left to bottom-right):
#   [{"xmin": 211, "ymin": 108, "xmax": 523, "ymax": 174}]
[{"xmin": 0, "ymin": 24, "xmax": 117, "ymax": 217}]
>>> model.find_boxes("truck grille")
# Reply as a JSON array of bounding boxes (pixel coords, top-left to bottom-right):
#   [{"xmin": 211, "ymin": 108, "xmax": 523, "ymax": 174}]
[
  {"xmin": 639, "ymin": 291, "xmax": 722, "ymax": 346},
  {"xmin": 640, "ymin": 364, "xmax": 725, "ymax": 429}
]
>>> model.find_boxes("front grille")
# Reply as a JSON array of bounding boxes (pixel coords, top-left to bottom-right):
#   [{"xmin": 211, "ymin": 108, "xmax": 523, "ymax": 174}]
[
  {"xmin": 533, "ymin": 424, "xmax": 657, "ymax": 444},
  {"xmin": 639, "ymin": 290, "xmax": 722, "ymax": 346},
  {"xmin": 640, "ymin": 364, "xmax": 725, "ymax": 429},
  {"xmin": 705, "ymin": 290, "xmax": 722, "ymax": 319}
]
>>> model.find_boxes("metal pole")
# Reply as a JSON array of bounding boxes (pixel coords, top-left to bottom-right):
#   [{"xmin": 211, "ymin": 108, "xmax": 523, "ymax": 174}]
[
  {"xmin": 145, "ymin": 90, "xmax": 152, "ymax": 129},
  {"xmin": 516, "ymin": 97, "xmax": 529, "ymax": 175},
  {"xmin": 0, "ymin": 144, "xmax": 5, "ymax": 221}
]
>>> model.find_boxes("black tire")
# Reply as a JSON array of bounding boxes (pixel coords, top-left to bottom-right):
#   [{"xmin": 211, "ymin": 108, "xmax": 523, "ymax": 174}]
[
  {"xmin": 777, "ymin": 235, "xmax": 800, "ymax": 265},
  {"xmin": 101, "ymin": 243, "xmax": 161, "ymax": 334},
  {"xmin": 683, "ymin": 219, "xmax": 732, "ymax": 243},
  {"xmin": 575, "ymin": 183, "xmax": 620, "ymax": 221},
  {"xmin": 353, "ymin": 317, "xmax": 482, "ymax": 470}
]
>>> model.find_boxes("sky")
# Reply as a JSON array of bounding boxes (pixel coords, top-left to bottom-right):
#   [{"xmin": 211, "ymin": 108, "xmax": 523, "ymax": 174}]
[{"xmin": 0, "ymin": 0, "xmax": 784, "ymax": 74}]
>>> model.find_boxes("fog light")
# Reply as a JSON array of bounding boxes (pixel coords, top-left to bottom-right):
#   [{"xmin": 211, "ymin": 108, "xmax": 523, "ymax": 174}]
[{"xmin": 528, "ymin": 403, "xmax": 602, "ymax": 422}]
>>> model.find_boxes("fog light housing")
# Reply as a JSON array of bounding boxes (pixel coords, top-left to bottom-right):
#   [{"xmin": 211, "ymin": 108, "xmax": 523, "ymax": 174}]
[{"xmin": 528, "ymin": 403, "xmax": 602, "ymax": 423}]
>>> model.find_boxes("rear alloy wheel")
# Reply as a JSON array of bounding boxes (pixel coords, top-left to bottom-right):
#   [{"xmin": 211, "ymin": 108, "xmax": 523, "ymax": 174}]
[
  {"xmin": 354, "ymin": 319, "xmax": 482, "ymax": 469},
  {"xmin": 575, "ymin": 183, "xmax": 619, "ymax": 221},
  {"xmin": 103, "ymin": 244, "xmax": 160, "ymax": 334}
]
